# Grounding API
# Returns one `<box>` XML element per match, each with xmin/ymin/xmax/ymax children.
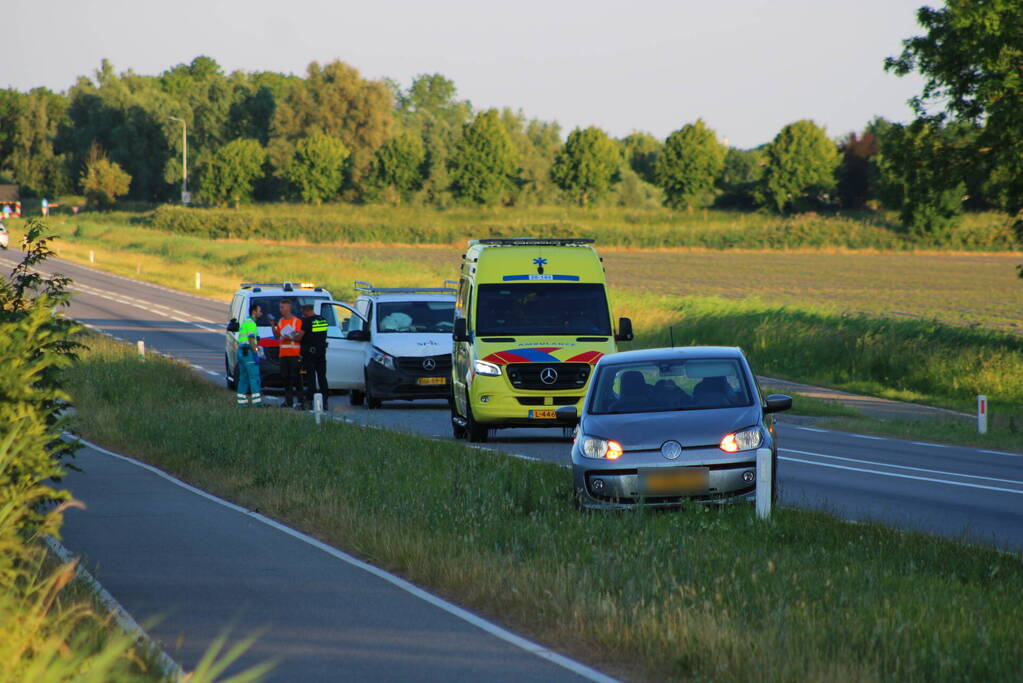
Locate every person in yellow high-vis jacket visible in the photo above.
<box><xmin>236</xmin><ymin>303</ymin><xmax>263</xmax><ymax>406</ymax></box>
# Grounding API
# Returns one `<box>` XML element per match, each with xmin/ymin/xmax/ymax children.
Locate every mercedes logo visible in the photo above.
<box><xmin>660</xmin><ymin>440</ymin><xmax>683</xmax><ymax>460</ymax></box>
<box><xmin>539</xmin><ymin>367</ymin><xmax>559</xmax><ymax>385</ymax></box>
<box><xmin>422</xmin><ymin>358</ymin><xmax>437</xmax><ymax>371</ymax></box>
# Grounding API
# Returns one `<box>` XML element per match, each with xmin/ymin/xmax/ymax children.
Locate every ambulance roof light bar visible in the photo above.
<box><xmin>472</xmin><ymin>238</ymin><xmax>594</xmax><ymax>247</ymax></box>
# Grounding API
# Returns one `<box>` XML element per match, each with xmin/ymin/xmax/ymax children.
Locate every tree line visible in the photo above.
<box><xmin>1</xmin><ymin>1</ymin><xmax>1021</xmax><ymax>239</ymax></box>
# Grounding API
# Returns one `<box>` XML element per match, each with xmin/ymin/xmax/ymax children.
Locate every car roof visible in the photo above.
<box><xmin>597</xmin><ymin>346</ymin><xmax>745</xmax><ymax>366</ymax></box>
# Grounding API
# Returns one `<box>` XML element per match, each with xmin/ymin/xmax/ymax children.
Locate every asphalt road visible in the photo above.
<box><xmin>7</xmin><ymin>254</ymin><xmax>1023</xmax><ymax>677</ymax></box>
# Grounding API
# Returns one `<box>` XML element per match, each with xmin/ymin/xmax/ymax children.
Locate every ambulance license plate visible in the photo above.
<box><xmin>417</xmin><ymin>377</ymin><xmax>447</xmax><ymax>386</ymax></box>
<box><xmin>530</xmin><ymin>409</ymin><xmax>557</xmax><ymax>419</ymax></box>
<box><xmin>641</xmin><ymin>468</ymin><xmax>709</xmax><ymax>495</ymax></box>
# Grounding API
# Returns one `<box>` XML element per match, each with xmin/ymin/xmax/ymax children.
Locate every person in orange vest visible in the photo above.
<box><xmin>272</xmin><ymin>298</ymin><xmax>304</xmax><ymax>408</ymax></box>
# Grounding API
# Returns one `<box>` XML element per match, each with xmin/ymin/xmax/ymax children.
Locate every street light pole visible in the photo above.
<box><xmin>168</xmin><ymin>116</ymin><xmax>189</xmax><ymax>204</ymax></box>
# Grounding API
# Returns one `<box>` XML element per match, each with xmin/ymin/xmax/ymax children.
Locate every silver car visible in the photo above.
<box><xmin>557</xmin><ymin>346</ymin><xmax>791</xmax><ymax>509</ymax></box>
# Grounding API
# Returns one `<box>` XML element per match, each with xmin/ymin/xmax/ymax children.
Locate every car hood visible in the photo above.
<box><xmin>373</xmin><ymin>333</ymin><xmax>452</xmax><ymax>358</ymax></box>
<box><xmin>581</xmin><ymin>405</ymin><xmax>761</xmax><ymax>451</ymax></box>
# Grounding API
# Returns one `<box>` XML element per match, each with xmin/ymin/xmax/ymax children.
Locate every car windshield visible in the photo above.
<box><xmin>250</xmin><ymin>296</ymin><xmax>329</xmax><ymax>326</ymax></box>
<box><xmin>376</xmin><ymin>300</ymin><xmax>455</xmax><ymax>333</ymax></box>
<box><xmin>475</xmin><ymin>283</ymin><xmax>611</xmax><ymax>336</ymax></box>
<box><xmin>589</xmin><ymin>358</ymin><xmax>754</xmax><ymax>415</ymax></box>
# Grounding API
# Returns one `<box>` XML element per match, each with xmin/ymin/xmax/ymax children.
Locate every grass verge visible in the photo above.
<box><xmin>63</xmin><ymin>335</ymin><xmax>1023</xmax><ymax>683</ymax></box>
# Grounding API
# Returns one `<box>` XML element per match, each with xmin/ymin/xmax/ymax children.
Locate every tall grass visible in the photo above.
<box><xmin>63</xmin><ymin>336</ymin><xmax>1023</xmax><ymax>683</ymax></box>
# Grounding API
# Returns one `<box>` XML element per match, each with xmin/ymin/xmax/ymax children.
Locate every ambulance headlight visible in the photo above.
<box><xmin>473</xmin><ymin>359</ymin><xmax>502</xmax><ymax>377</ymax></box>
<box><xmin>370</xmin><ymin>347</ymin><xmax>396</xmax><ymax>371</ymax></box>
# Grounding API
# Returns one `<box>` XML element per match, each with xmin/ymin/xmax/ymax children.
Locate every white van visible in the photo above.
<box><xmin>342</xmin><ymin>281</ymin><xmax>456</xmax><ymax>409</ymax></box>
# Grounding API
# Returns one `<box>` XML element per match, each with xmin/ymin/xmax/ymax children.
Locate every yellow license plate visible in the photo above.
<box><xmin>530</xmin><ymin>409</ymin><xmax>558</xmax><ymax>419</ymax></box>
<box><xmin>642</xmin><ymin>468</ymin><xmax>709</xmax><ymax>495</ymax></box>
<box><xmin>417</xmin><ymin>377</ymin><xmax>447</xmax><ymax>386</ymax></box>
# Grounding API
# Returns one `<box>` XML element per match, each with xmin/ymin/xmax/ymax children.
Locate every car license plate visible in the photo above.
<box><xmin>529</xmin><ymin>409</ymin><xmax>557</xmax><ymax>419</ymax></box>
<box><xmin>641</xmin><ymin>468</ymin><xmax>709</xmax><ymax>495</ymax></box>
<box><xmin>417</xmin><ymin>377</ymin><xmax>447</xmax><ymax>386</ymax></box>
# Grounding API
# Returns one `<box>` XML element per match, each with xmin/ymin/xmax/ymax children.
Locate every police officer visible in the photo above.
<box><xmin>236</xmin><ymin>303</ymin><xmax>263</xmax><ymax>407</ymax></box>
<box><xmin>299</xmin><ymin>302</ymin><xmax>330</xmax><ymax>410</ymax></box>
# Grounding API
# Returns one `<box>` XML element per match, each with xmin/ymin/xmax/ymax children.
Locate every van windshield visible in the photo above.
<box><xmin>475</xmin><ymin>283</ymin><xmax>611</xmax><ymax>336</ymax></box>
<box><xmin>250</xmin><ymin>296</ymin><xmax>329</xmax><ymax>326</ymax></box>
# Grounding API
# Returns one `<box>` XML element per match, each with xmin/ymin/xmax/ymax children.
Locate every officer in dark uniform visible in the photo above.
<box><xmin>299</xmin><ymin>303</ymin><xmax>330</xmax><ymax>410</ymax></box>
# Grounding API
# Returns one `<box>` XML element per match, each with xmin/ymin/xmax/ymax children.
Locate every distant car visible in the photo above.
<box><xmin>557</xmin><ymin>346</ymin><xmax>791</xmax><ymax>510</ymax></box>
<box><xmin>0</xmin><ymin>223</ymin><xmax>8</xmax><ymax>249</ymax></box>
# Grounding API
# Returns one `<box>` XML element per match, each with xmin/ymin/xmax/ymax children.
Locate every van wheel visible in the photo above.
<box><xmin>225</xmin><ymin>355</ymin><xmax>238</xmax><ymax>391</ymax></box>
<box><xmin>365</xmin><ymin>373</ymin><xmax>382</xmax><ymax>409</ymax></box>
<box><xmin>451</xmin><ymin>401</ymin><xmax>467</xmax><ymax>439</ymax></box>
<box><xmin>350</xmin><ymin>389</ymin><xmax>365</xmax><ymax>406</ymax></box>
<box><xmin>465</xmin><ymin>401</ymin><xmax>488</xmax><ymax>443</ymax></box>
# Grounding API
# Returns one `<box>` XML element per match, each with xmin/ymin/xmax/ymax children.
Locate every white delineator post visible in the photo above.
<box><xmin>195</xmin><ymin>272</ymin><xmax>201</xmax><ymax>290</ymax></box>
<box><xmin>313</xmin><ymin>393</ymin><xmax>324</xmax><ymax>425</ymax></box>
<box><xmin>89</xmin><ymin>250</ymin><xmax>95</xmax><ymax>264</ymax></box>
<box><xmin>756</xmin><ymin>447</ymin><xmax>773</xmax><ymax>519</ymax></box>
<box><xmin>137</xmin><ymin>340</ymin><xmax>145</xmax><ymax>359</ymax></box>
<box><xmin>978</xmin><ymin>394</ymin><xmax>988</xmax><ymax>434</ymax></box>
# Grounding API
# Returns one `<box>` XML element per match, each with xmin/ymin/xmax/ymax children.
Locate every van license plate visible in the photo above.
<box><xmin>641</xmin><ymin>468</ymin><xmax>709</xmax><ymax>495</ymax></box>
<box><xmin>417</xmin><ymin>377</ymin><xmax>447</xmax><ymax>386</ymax></box>
<box><xmin>530</xmin><ymin>409</ymin><xmax>557</xmax><ymax>419</ymax></box>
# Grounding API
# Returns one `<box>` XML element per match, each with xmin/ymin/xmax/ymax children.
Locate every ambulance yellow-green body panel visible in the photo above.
<box><xmin>451</xmin><ymin>238</ymin><xmax>632</xmax><ymax>436</ymax></box>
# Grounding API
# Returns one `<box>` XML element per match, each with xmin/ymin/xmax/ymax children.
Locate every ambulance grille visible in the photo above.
<box><xmin>506</xmin><ymin>363</ymin><xmax>590</xmax><ymax>391</ymax></box>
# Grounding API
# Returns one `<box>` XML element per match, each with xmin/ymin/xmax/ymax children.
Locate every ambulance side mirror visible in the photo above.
<box><xmin>615</xmin><ymin>317</ymin><xmax>633</xmax><ymax>342</ymax></box>
<box><xmin>226</xmin><ymin>319</ymin><xmax>239</xmax><ymax>333</ymax></box>
<box><xmin>453</xmin><ymin>317</ymin><xmax>470</xmax><ymax>343</ymax></box>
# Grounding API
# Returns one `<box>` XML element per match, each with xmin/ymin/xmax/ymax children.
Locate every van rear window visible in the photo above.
<box><xmin>475</xmin><ymin>283</ymin><xmax>611</xmax><ymax>336</ymax></box>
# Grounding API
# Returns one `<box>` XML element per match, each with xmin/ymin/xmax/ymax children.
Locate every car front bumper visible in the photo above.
<box><xmin>367</xmin><ymin>361</ymin><xmax>451</xmax><ymax>400</ymax></box>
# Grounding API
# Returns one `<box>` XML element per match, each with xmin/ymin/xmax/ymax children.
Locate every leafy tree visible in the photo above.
<box><xmin>285</xmin><ymin>133</ymin><xmax>349</xmax><ymax>204</ymax></box>
<box><xmin>449</xmin><ymin>110</ymin><xmax>518</xmax><ymax>205</ymax></box>
<box><xmin>365</xmin><ymin>132</ymin><xmax>425</xmax><ymax>203</ymax></box>
<box><xmin>886</xmin><ymin>1</ymin><xmax>1023</xmax><ymax>218</ymax></box>
<box><xmin>198</xmin><ymin>138</ymin><xmax>266</xmax><ymax>207</ymax></box>
<box><xmin>756</xmin><ymin>120</ymin><xmax>839</xmax><ymax>213</ymax></box>
<box><xmin>500</xmin><ymin>109</ymin><xmax>562</xmax><ymax>206</ymax></box>
<box><xmin>81</xmin><ymin>143</ymin><xmax>132</xmax><ymax>209</ymax></box>
<box><xmin>3</xmin><ymin>89</ymin><xmax>69</xmax><ymax>197</ymax></box>
<box><xmin>874</xmin><ymin>118</ymin><xmax>966</xmax><ymax>237</ymax></box>
<box><xmin>836</xmin><ymin>130</ymin><xmax>881</xmax><ymax>209</ymax></box>
<box><xmin>655</xmin><ymin>119</ymin><xmax>727</xmax><ymax>210</ymax></box>
<box><xmin>550</xmin><ymin>126</ymin><xmax>619</xmax><ymax>205</ymax></box>
<box><xmin>716</xmin><ymin>147</ymin><xmax>764</xmax><ymax>209</ymax></box>
<box><xmin>619</xmin><ymin>132</ymin><xmax>661</xmax><ymax>184</ymax></box>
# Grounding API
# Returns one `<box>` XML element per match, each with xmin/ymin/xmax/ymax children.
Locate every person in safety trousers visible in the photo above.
<box><xmin>236</xmin><ymin>302</ymin><xmax>264</xmax><ymax>406</ymax></box>
<box><xmin>299</xmin><ymin>302</ymin><xmax>329</xmax><ymax>411</ymax></box>
<box><xmin>272</xmin><ymin>298</ymin><xmax>304</xmax><ymax>408</ymax></box>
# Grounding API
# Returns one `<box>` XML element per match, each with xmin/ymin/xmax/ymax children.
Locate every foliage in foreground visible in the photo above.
<box><xmin>64</xmin><ymin>337</ymin><xmax>1023</xmax><ymax>683</ymax></box>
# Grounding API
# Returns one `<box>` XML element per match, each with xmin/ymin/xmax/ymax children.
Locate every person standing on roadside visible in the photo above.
<box><xmin>273</xmin><ymin>298</ymin><xmax>304</xmax><ymax>408</ymax></box>
<box><xmin>299</xmin><ymin>302</ymin><xmax>329</xmax><ymax>411</ymax></box>
<box><xmin>236</xmin><ymin>303</ymin><xmax>263</xmax><ymax>407</ymax></box>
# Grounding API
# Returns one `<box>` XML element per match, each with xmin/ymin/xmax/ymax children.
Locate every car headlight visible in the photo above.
<box><xmin>579</xmin><ymin>435</ymin><xmax>623</xmax><ymax>460</ymax></box>
<box><xmin>473</xmin><ymin>359</ymin><xmax>502</xmax><ymax>377</ymax></box>
<box><xmin>720</xmin><ymin>427</ymin><xmax>763</xmax><ymax>452</ymax></box>
<box><xmin>370</xmin><ymin>347</ymin><xmax>396</xmax><ymax>371</ymax></box>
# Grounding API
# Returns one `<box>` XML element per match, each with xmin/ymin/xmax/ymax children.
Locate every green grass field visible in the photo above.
<box><xmin>62</xmin><ymin>336</ymin><xmax>1023</xmax><ymax>683</ymax></box>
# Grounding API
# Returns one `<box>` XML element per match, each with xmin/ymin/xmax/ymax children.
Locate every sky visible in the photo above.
<box><xmin>4</xmin><ymin>0</ymin><xmax>933</xmax><ymax>149</ymax></box>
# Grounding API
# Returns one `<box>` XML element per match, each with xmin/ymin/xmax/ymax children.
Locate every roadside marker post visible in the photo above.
<box><xmin>313</xmin><ymin>393</ymin><xmax>324</xmax><ymax>425</ymax></box>
<box><xmin>195</xmin><ymin>272</ymin><xmax>201</xmax><ymax>290</ymax></box>
<box><xmin>978</xmin><ymin>394</ymin><xmax>988</xmax><ymax>434</ymax></box>
<box><xmin>89</xmin><ymin>250</ymin><xmax>95</xmax><ymax>264</ymax></box>
<box><xmin>756</xmin><ymin>448</ymin><xmax>772</xmax><ymax>519</ymax></box>
<box><xmin>137</xmin><ymin>340</ymin><xmax>145</xmax><ymax>360</ymax></box>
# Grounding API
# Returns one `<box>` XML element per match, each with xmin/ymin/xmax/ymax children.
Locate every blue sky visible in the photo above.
<box><xmin>5</xmin><ymin>0</ymin><xmax>932</xmax><ymax>148</ymax></box>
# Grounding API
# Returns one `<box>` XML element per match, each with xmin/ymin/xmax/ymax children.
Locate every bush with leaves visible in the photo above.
<box><xmin>449</xmin><ymin>109</ymin><xmax>518</xmax><ymax>206</ymax></box>
<box><xmin>198</xmin><ymin>138</ymin><xmax>266</xmax><ymax>207</ymax></box>
<box><xmin>284</xmin><ymin>133</ymin><xmax>349</xmax><ymax>204</ymax></box>
<box><xmin>756</xmin><ymin>120</ymin><xmax>839</xmax><ymax>213</ymax></box>
<box><xmin>550</xmin><ymin>126</ymin><xmax>620</xmax><ymax>206</ymax></box>
<box><xmin>656</xmin><ymin>120</ymin><xmax>727</xmax><ymax>211</ymax></box>
<box><xmin>364</xmin><ymin>132</ymin><xmax>425</xmax><ymax>203</ymax></box>
<box><xmin>80</xmin><ymin>144</ymin><xmax>131</xmax><ymax>210</ymax></box>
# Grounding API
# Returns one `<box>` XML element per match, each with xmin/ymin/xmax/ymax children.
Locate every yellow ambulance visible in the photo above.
<box><xmin>451</xmin><ymin>238</ymin><xmax>633</xmax><ymax>442</ymax></box>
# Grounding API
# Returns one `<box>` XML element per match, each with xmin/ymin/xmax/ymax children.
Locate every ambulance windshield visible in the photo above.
<box><xmin>475</xmin><ymin>283</ymin><xmax>611</xmax><ymax>336</ymax></box>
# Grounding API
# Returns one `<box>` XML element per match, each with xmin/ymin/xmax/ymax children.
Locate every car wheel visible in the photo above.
<box><xmin>464</xmin><ymin>398</ymin><xmax>488</xmax><ymax>443</ymax></box>
<box><xmin>349</xmin><ymin>389</ymin><xmax>365</xmax><ymax>406</ymax></box>
<box><xmin>224</xmin><ymin>354</ymin><xmax>238</xmax><ymax>391</ymax></box>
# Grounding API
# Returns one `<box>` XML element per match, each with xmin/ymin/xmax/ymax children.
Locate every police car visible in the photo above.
<box><xmin>224</xmin><ymin>282</ymin><xmax>366</xmax><ymax>392</ymax></box>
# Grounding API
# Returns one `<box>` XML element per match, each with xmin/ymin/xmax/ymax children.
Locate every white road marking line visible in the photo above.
<box><xmin>781</xmin><ymin>457</ymin><xmax>1023</xmax><ymax>495</ymax></box>
<box><xmin>911</xmin><ymin>441</ymin><xmax>950</xmax><ymax>448</ymax></box>
<box><xmin>781</xmin><ymin>448</ymin><xmax>1023</xmax><ymax>486</ymax></box>
<box><xmin>981</xmin><ymin>449</ymin><xmax>1021</xmax><ymax>457</ymax></box>
<box><xmin>205</xmin><ymin>370</ymin><xmax>220</xmax><ymax>377</ymax></box>
<box><xmin>792</xmin><ymin>426</ymin><xmax>828</xmax><ymax>433</ymax></box>
<box><xmin>848</xmin><ymin>433</ymin><xmax>886</xmax><ymax>441</ymax></box>
<box><xmin>68</xmin><ymin>435</ymin><xmax>619</xmax><ymax>683</ymax></box>
<box><xmin>508</xmin><ymin>453</ymin><xmax>541</xmax><ymax>462</ymax></box>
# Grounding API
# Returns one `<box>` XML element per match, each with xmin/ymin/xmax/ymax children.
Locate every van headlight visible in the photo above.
<box><xmin>580</xmin><ymin>436</ymin><xmax>623</xmax><ymax>460</ymax></box>
<box><xmin>371</xmin><ymin>347</ymin><xmax>396</xmax><ymax>371</ymax></box>
<box><xmin>473</xmin><ymin>359</ymin><xmax>502</xmax><ymax>377</ymax></box>
<box><xmin>719</xmin><ymin>427</ymin><xmax>763</xmax><ymax>452</ymax></box>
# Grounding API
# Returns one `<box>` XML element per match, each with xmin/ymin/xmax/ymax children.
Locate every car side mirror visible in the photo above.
<box><xmin>346</xmin><ymin>329</ymin><xmax>369</xmax><ymax>342</ymax></box>
<box><xmin>453</xmin><ymin>317</ymin><xmax>470</xmax><ymax>343</ymax></box>
<box><xmin>555</xmin><ymin>405</ymin><xmax>579</xmax><ymax>425</ymax></box>
<box><xmin>764</xmin><ymin>394</ymin><xmax>793</xmax><ymax>414</ymax></box>
<box><xmin>615</xmin><ymin>317</ymin><xmax>633</xmax><ymax>342</ymax></box>
<box><xmin>226</xmin><ymin>319</ymin><xmax>239</xmax><ymax>333</ymax></box>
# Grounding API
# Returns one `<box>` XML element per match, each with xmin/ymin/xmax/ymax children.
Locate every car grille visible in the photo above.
<box><xmin>506</xmin><ymin>363</ymin><xmax>590</xmax><ymax>391</ymax></box>
<box><xmin>396</xmin><ymin>354</ymin><xmax>452</xmax><ymax>376</ymax></box>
